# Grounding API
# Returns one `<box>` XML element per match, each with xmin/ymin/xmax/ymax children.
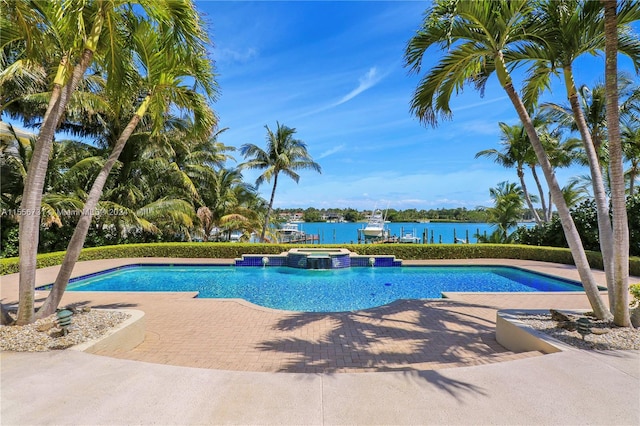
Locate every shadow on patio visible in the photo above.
<box><xmin>257</xmin><ymin>299</ymin><xmax>532</xmax><ymax>374</ymax></box>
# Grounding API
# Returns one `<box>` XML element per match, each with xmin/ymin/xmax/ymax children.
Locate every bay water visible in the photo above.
<box><xmin>288</xmin><ymin>222</ymin><xmax>516</xmax><ymax>244</ymax></box>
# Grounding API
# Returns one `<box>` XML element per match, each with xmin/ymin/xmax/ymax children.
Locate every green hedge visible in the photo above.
<box><xmin>2</xmin><ymin>242</ymin><xmax>639</xmax><ymax>276</ymax></box>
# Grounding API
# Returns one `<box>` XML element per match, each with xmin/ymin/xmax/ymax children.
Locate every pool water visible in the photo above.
<box><xmin>57</xmin><ymin>265</ymin><xmax>584</xmax><ymax>312</ymax></box>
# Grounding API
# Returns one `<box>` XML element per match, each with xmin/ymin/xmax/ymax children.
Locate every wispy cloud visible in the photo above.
<box><xmin>460</xmin><ymin>120</ymin><xmax>501</xmax><ymax>136</ymax></box>
<box><xmin>216</xmin><ymin>47</ymin><xmax>258</xmax><ymax>64</ymax></box>
<box><xmin>455</xmin><ymin>96</ymin><xmax>509</xmax><ymax>111</ymax></box>
<box><xmin>334</xmin><ymin>67</ymin><xmax>384</xmax><ymax>106</ymax></box>
<box><xmin>293</xmin><ymin>66</ymin><xmax>387</xmax><ymax>119</ymax></box>
<box><xmin>317</xmin><ymin>144</ymin><xmax>345</xmax><ymax>159</ymax></box>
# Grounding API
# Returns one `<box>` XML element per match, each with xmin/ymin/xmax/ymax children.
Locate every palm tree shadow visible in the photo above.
<box><xmin>258</xmin><ymin>299</ymin><xmax>514</xmax><ymax>397</ymax></box>
<box><xmin>259</xmin><ymin>300</ymin><xmax>507</xmax><ymax>373</ymax></box>
<box><xmin>1</xmin><ymin>298</ymin><xmax>139</xmax><ymax>321</ymax></box>
<box><xmin>415</xmin><ymin>370</ymin><xmax>488</xmax><ymax>400</ymax></box>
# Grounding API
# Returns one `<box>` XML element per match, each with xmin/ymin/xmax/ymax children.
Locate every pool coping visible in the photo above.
<box><xmin>36</xmin><ymin>261</ymin><xmax>595</xmax><ymax>309</ymax></box>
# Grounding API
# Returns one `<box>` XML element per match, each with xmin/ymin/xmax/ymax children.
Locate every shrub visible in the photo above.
<box><xmin>515</xmin><ymin>196</ymin><xmax>640</xmax><ymax>256</ymax></box>
<box><xmin>2</xmin><ymin>242</ymin><xmax>639</xmax><ymax>276</ymax></box>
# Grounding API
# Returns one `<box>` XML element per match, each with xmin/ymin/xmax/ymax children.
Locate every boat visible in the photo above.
<box><xmin>361</xmin><ymin>209</ymin><xmax>389</xmax><ymax>238</ymax></box>
<box><xmin>399</xmin><ymin>230</ymin><xmax>421</xmax><ymax>244</ymax></box>
<box><xmin>276</xmin><ymin>222</ymin><xmax>307</xmax><ymax>243</ymax></box>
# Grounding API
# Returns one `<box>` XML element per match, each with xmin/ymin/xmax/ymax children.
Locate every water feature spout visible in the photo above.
<box><xmin>262</xmin><ymin>256</ymin><xmax>269</xmax><ymax>267</ymax></box>
<box><xmin>369</xmin><ymin>257</ymin><xmax>376</xmax><ymax>267</ymax></box>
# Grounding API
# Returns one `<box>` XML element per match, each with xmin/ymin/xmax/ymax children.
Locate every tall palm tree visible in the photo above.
<box><xmin>36</xmin><ymin>11</ymin><xmax>217</xmax><ymax>319</ymax></box>
<box><xmin>527</xmin><ymin>0</ymin><xmax>639</xmax><ymax>324</ymax></box>
<box><xmin>6</xmin><ymin>0</ymin><xmax>108</xmax><ymax>324</ymax></box>
<box><xmin>404</xmin><ymin>0</ymin><xmax>612</xmax><ymax>320</ymax></box>
<box><xmin>602</xmin><ymin>0</ymin><xmax>631</xmax><ymax>326</ymax></box>
<box><xmin>239</xmin><ymin>122</ymin><xmax>321</xmax><ymax>242</ymax></box>
<box><xmin>197</xmin><ymin>168</ymin><xmax>248</xmax><ymax>241</ymax></box>
<box><xmin>476</xmin><ymin>122</ymin><xmax>542</xmax><ymax>224</ymax></box>
<box><xmin>5</xmin><ymin>0</ymin><xmax>212</xmax><ymax>324</ymax></box>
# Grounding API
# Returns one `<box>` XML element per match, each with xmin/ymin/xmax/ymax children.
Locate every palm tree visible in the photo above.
<box><xmin>476</xmin><ymin>122</ymin><xmax>542</xmax><ymax>224</ymax></box>
<box><xmin>0</xmin><ymin>43</ymin><xmax>48</xmax><ymax>120</ymax></box>
<box><xmin>541</xmin><ymin>83</ymin><xmax>610</xmax><ymax>166</ymax></box>
<box><xmin>562</xmin><ymin>180</ymin><xmax>590</xmax><ymax>209</ymax></box>
<box><xmin>528</xmin><ymin>0</ymin><xmax>639</xmax><ymax>325</ymax></box>
<box><xmin>197</xmin><ymin>168</ymin><xmax>249</xmax><ymax>241</ymax></box>
<box><xmin>404</xmin><ymin>0</ymin><xmax>611</xmax><ymax>320</ymax></box>
<box><xmin>36</xmin><ymin>11</ymin><xmax>217</xmax><ymax>319</ymax></box>
<box><xmin>239</xmin><ymin>122</ymin><xmax>321</xmax><ymax>242</ymax></box>
<box><xmin>602</xmin><ymin>0</ymin><xmax>631</xmax><ymax>326</ymax></box>
<box><xmin>621</xmin><ymin>81</ymin><xmax>640</xmax><ymax>197</ymax></box>
<box><xmin>621</xmin><ymin>118</ymin><xmax>640</xmax><ymax>196</ymax></box>
<box><xmin>5</xmin><ymin>0</ymin><xmax>108</xmax><ymax>324</ymax></box>
<box><xmin>536</xmin><ymin>127</ymin><xmax>583</xmax><ymax>221</ymax></box>
<box><xmin>5</xmin><ymin>0</ymin><xmax>213</xmax><ymax>324</ymax></box>
<box><xmin>485</xmin><ymin>181</ymin><xmax>525</xmax><ymax>243</ymax></box>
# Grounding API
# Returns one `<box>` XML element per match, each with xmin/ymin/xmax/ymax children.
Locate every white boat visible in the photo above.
<box><xmin>362</xmin><ymin>209</ymin><xmax>388</xmax><ymax>238</ymax></box>
<box><xmin>399</xmin><ymin>230</ymin><xmax>421</xmax><ymax>244</ymax></box>
<box><xmin>277</xmin><ymin>222</ymin><xmax>307</xmax><ymax>242</ymax></box>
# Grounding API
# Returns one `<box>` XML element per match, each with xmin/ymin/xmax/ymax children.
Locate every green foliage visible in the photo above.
<box><xmin>0</xmin><ymin>222</ymin><xmax>19</xmax><ymax>257</ymax></box>
<box><xmin>630</xmin><ymin>283</ymin><xmax>640</xmax><ymax>308</ymax></box>
<box><xmin>302</xmin><ymin>208</ymin><xmax>323</xmax><ymax>222</ymax></box>
<box><xmin>342</xmin><ymin>209</ymin><xmax>362</xmax><ymax>222</ymax></box>
<box><xmin>3</xmin><ymin>242</ymin><xmax>638</xmax><ymax>276</ymax></box>
<box><xmin>515</xmin><ymin>196</ymin><xmax>640</xmax><ymax>256</ymax></box>
<box><xmin>629</xmin><ymin>194</ymin><xmax>640</xmax><ymax>256</ymax></box>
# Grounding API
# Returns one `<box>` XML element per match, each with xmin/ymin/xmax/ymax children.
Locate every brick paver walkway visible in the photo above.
<box><xmin>2</xmin><ymin>257</ymin><xmax>625</xmax><ymax>373</ymax></box>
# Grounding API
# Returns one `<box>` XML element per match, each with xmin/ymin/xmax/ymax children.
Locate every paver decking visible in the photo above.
<box><xmin>2</xmin><ymin>257</ymin><xmax>629</xmax><ymax>373</ymax></box>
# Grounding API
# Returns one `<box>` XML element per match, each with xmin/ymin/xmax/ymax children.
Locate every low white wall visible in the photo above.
<box><xmin>71</xmin><ymin>309</ymin><xmax>145</xmax><ymax>354</ymax></box>
<box><xmin>496</xmin><ymin>309</ymin><xmax>575</xmax><ymax>354</ymax></box>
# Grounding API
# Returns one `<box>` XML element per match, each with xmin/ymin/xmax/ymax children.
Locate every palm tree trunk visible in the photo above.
<box><xmin>15</xmin><ymin>11</ymin><xmax>105</xmax><ymax>324</ymax></box>
<box><xmin>564</xmin><ymin>66</ymin><xmax>616</xmax><ymax>310</ymax></box>
<box><xmin>603</xmin><ymin>0</ymin><xmax>630</xmax><ymax>327</ymax></box>
<box><xmin>16</xmin><ymin>55</ymin><xmax>90</xmax><ymax>324</ymax></box>
<box><xmin>36</xmin><ymin>99</ymin><xmax>146</xmax><ymax>318</ymax></box>
<box><xmin>518</xmin><ymin>166</ymin><xmax>542</xmax><ymax>225</ymax></box>
<box><xmin>260</xmin><ymin>173</ymin><xmax>279</xmax><ymax>243</ymax></box>
<box><xmin>495</xmin><ymin>54</ymin><xmax>611</xmax><ymax>320</ymax></box>
<box><xmin>16</xmin><ymin>82</ymin><xmax>63</xmax><ymax>325</ymax></box>
<box><xmin>530</xmin><ymin>166</ymin><xmax>549</xmax><ymax>222</ymax></box>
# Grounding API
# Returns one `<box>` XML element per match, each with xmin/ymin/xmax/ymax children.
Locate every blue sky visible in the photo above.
<box><xmin>199</xmin><ymin>1</ymin><xmax>639</xmax><ymax>211</ymax></box>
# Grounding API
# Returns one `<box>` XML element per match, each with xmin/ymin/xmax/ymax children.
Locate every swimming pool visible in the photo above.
<box><xmin>51</xmin><ymin>264</ymin><xmax>585</xmax><ymax>312</ymax></box>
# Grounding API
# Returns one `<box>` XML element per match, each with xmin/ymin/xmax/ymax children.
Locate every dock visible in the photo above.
<box><xmin>279</xmin><ymin>234</ymin><xmax>320</xmax><ymax>244</ymax></box>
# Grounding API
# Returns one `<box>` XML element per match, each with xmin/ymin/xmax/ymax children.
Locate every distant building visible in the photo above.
<box><xmin>322</xmin><ymin>211</ymin><xmax>343</xmax><ymax>222</ymax></box>
<box><xmin>279</xmin><ymin>211</ymin><xmax>305</xmax><ymax>222</ymax></box>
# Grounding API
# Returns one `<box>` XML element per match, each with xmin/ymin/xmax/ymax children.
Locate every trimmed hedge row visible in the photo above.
<box><xmin>2</xmin><ymin>242</ymin><xmax>639</xmax><ymax>276</ymax></box>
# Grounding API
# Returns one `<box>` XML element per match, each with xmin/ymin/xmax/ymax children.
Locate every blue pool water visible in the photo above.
<box><xmin>56</xmin><ymin>265</ymin><xmax>584</xmax><ymax>312</ymax></box>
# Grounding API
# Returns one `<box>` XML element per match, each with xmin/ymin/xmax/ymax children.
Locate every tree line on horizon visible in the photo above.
<box><xmin>273</xmin><ymin>207</ymin><xmax>493</xmax><ymax>223</ymax></box>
